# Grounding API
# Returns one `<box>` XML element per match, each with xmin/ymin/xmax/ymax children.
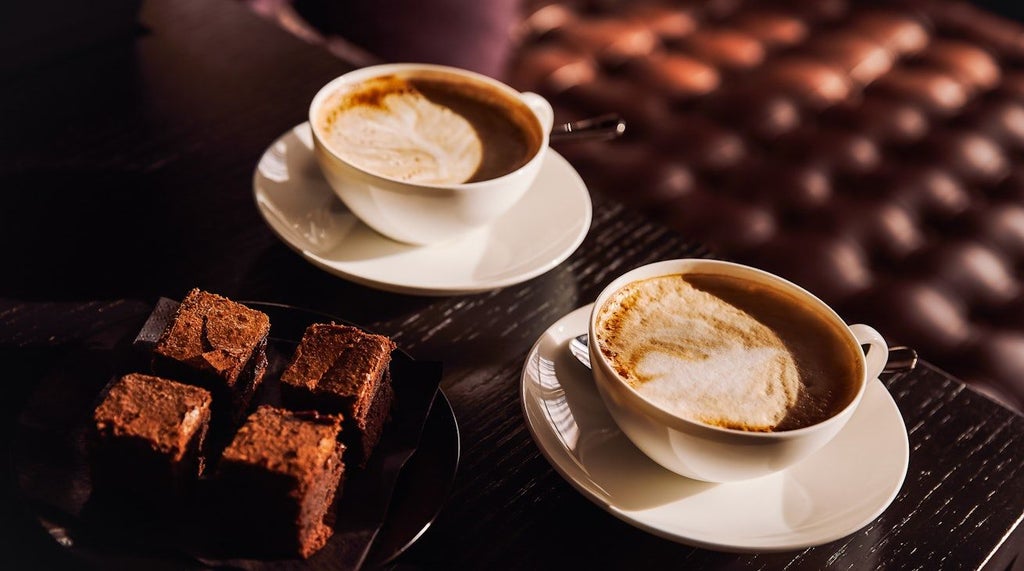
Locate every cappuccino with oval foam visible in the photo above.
<box><xmin>595</xmin><ymin>273</ymin><xmax>862</xmax><ymax>432</ymax></box>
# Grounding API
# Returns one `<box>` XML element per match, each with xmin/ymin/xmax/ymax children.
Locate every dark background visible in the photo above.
<box><xmin>2</xmin><ymin>1</ymin><xmax>1023</xmax><ymax>569</ymax></box>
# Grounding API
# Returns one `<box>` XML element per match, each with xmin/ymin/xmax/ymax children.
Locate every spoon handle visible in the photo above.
<box><xmin>884</xmin><ymin>346</ymin><xmax>919</xmax><ymax>373</ymax></box>
<box><xmin>570</xmin><ymin>334</ymin><xmax>919</xmax><ymax>374</ymax></box>
<box><xmin>550</xmin><ymin>114</ymin><xmax>626</xmax><ymax>142</ymax></box>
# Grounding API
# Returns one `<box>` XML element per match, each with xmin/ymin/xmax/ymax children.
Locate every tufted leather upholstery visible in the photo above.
<box><xmin>509</xmin><ymin>0</ymin><xmax>1024</xmax><ymax>411</ymax></box>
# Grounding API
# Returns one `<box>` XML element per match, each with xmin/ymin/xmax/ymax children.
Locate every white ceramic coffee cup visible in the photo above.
<box><xmin>308</xmin><ymin>63</ymin><xmax>554</xmax><ymax>246</ymax></box>
<box><xmin>588</xmin><ymin>259</ymin><xmax>889</xmax><ymax>483</ymax></box>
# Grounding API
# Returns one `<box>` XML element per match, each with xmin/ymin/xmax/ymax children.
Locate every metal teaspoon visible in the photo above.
<box><xmin>550</xmin><ymin>114</ymin><xmax>626</xmax><ymax>142</ymax></box>
<box><xmin>568</xmin><ymin>333</ymin><xmax>919</xmax><ymax>374</ymax></box>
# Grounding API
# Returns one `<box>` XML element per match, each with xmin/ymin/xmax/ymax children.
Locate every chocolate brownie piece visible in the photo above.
<box><xmin>90</xmin><ymin>373</ymin><xmax>212</xmax><ymax>498</ymax></box>
<box><xmin>152</xmin><ymin>289</ymin><xmax>270</xmax><ymax>427</ymax></box>
<box><xmin>280</xmin><ymin>323</ymin><xmax>396</xmax><ymax>467</ymax></box>
<box><xmin>216</xmin><ymin>406</ymin><xmax>345</xmax><ymax>559</ymax></box>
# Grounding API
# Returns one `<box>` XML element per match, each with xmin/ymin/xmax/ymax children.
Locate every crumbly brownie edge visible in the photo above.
<box><xmin>347</xmin><ymin>369</ymin><xmax>394</xmax><ymax>468</ymax></box>
<box><xmin>227</xmin><ymin>334</ymin><xmax>269</xmax><ymax>425</ymax></box>
<box><xmin>297</xmin><ymin>440</ymin><xmax>346</xmax><ymax>558</ymax></box>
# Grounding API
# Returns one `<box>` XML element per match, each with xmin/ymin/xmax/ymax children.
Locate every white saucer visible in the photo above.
<box><xmin>520</xmin><ymin>304</ymin><xmax>910</xmax><ymax>553</ymax></box>
<box><xmin>253</xmin><ymin>123</ymin><xmax>593</xmax><ymax>296</ymax></box>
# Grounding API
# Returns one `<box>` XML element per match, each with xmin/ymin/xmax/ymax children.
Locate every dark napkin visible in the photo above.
<box><xmin>12</xmin><ymin>299</ymin><xmax>443</xmax><ymax>570</ymax></box>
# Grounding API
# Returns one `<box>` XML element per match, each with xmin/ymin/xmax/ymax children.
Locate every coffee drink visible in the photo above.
<box><xmin>595</xmin><ymin>273</ymin><xmax>862</xmax><ymax>432</ymax></box>
<box><xmin>315</xmin><ymin>71</ymin><xmax>543</xmax><ymax>185</ymax></box>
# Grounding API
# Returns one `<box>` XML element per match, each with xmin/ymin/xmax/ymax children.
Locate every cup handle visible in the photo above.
<box><xmin>520</xmin><ymin>92</ymin><xmax>554</xmax><ymax>134</ymax></box>
<box><xmin>849</xmin><ymin>324</ymin><xmax>889</xmax><ymax>382</ymax></box>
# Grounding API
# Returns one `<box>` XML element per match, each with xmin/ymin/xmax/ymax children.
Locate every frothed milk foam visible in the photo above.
<box><xmin>316</xmin><ymin>73</ymin><xmax>540</xmax><ymax>185</ymax></box>
<box><xmin>595</xmin><ymin>273</ymin><xmax>861</xmax><ymax>432</ymax></box>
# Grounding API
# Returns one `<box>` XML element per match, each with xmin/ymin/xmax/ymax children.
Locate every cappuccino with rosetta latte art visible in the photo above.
<box><xmin>594</xmin><ymin>273</ymin><xmax>863</xmax><ymax>432</ymax></box>
<box><xmin>315</xmin><ymin>71</ymin><xmax>543</xmax><ymax>185</ymax></box>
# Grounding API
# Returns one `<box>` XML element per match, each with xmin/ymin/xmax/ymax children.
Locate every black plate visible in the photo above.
<box><xmin>13</xmin><ymin>302</ymin><xmax>460</xmax><ymax>569</ymax></box>
<box><xmin>365</xmin><ymin>385</ymin><xmax>459</xmax><ymax>567</ymax></box>
<box><xmin>251</xmin><ymin>303</ymin><xmax>461</xmax><ymax>568</ymax></box>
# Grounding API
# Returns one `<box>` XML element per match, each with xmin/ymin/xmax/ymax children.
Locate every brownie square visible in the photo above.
<box><xmin>216</xmin><ymin>406</ymin><xmax>346</xmax><ymax>558</ymax></box>
<box><xmin>90</xmin><ymin>373</ymin><xmax>212</xmax><ymax>498</ymax></box>
<box><xmin>280</xmin><ymin>323</ymin><xmax>396</xmax><ymax>466</ymax></box>
<box><xmin>152</xmin><ymin>289</ymin><xmax>270</xmax><ymax>427</ymax></box>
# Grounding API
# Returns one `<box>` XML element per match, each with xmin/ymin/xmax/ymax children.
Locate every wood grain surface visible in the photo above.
<box><xmin>1</xmin><ymin>1</ymin><xmax>1021</xmax><ymax>569</ymax></box>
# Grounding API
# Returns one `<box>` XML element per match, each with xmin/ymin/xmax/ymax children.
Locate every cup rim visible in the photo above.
<box><xmin>308</xmin><ymin>62</ymin><xmax>550</xmax><ymax>190</ymax></box>
<box><xmin>588</xmin><ymin>258</ymin><xmax>870</xmax><ymax>439</ymax></box>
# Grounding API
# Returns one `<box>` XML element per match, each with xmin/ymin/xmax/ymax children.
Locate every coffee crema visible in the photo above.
<box><xmin>595</xmin><ymin>273</ymin><xmax>862</xmax><ymax>432</ymax></box>
<box><xmin>316</xmin><ymin>72</ymin><xmax>542</xmax><ymax>185</ymax></box>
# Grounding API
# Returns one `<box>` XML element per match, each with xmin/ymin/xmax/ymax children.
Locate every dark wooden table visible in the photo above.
<box><xmin>2</xmin><ymin>1</ymin><xmax>1022</xmax><ymax>569</ymax></box>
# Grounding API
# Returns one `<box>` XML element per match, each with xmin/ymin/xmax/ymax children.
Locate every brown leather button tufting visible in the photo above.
<box><xmin>682</xmin><ymin>28</ymin><xmax>766</xmax><ymax>70</ymax></box>
<box><xmin>627</xmin><ymin>52</ymin><xmax>720</xmax><ymax>99</ymax></box>
<box><xmin>558</xmin><ymin>140</ymin><xmax>647</xmax><ymax>183</ymax></box>
<box><xmin>520</xmin><ymin>2</ymin><xmax>577</xmax><ymax>37</ymax></box>
<box><xmin>968</xmin><ymin>204</ymin><xmax>1024</xmax><ymax>259</ymax></box>
<box><xmin>969</xmin><ymin>99</ymin><xmax>1024</xmax><ymax>150</ymax></box>
<box><xmin>1000</xmin><ymin>72</ymin><xmax>1024</xmax><ymax>101</ymax></box>
<box><xmin>888</xmin><ymin>166</ymin><xmax>971</xmax><ymax>220</ymax></box>
<box><xmin>625</xmin><ymin>4</ymin><xmax>698</xmax><ymax>41</ymax></box>
<box><xmin>975</xmin><ymin>296</ymin><xmax>1024</xmax><ymax>332</ymax></box>
<box><xmin>632</xmin><ymin>160</ymin><xmax>698</xmax><ymax>207</ymax></box>
<box><xmin>827</xmin><ymin>94</ymin><xmax>929</xmax><ymax>143</ymax></box>
<box><xmin>706</xmin><ymin>86</ymin><xmax>802</xmax><ymax>140</ymax></box>
<box><xmin>825</xmin><ymin>197</ymin><xmax>925</xmax><ymax>262</ymax></box>
<box><xmin>754</xmin><ymin>57</ymin><xmax>852</xmax><ymax>109</ymax></box>
<box><xmin>560</xmin><ymin>18</ymin><xmax>660</xmax><ymax>64</ymax></box>
<box><xmin>785</xmin><ymin>0</ymin><xmax>849</xmax><ymax>23</ymax></box>
<box><xmin>919</xmin><ymin>240</ymin><xmax>1019</xmax><ymax>307</ymax></box>
<box><xmin>653</xmin><ymin>115</ymin><xmax>747</xmax><ymax>171</ymax></box>
<box><xmin>808</xmin><ymin>31</ymin><xmax>894</xmax><ymax>86</ymax></box>
<box><xmin>928</xmin><ymin>1</ymin><xmax>1024</xmax><ymax>61</ymax></box>
<box><xmin>849</xmin><ymin>9</ymin><xmax>930</xmax><ymax>57</ymax></box>
<box><xmin>928</xmin><ymin>130</ymin><xmax>1010</xmax><ymax>186</ymax></box>
<box><xmin>730</xmin><ymin>161</ymin><xmax>832</xmax><ymax>213</ymax></box>
<box><xmin>732</xmin><ymin>10</ymin><xmax>808</xmax><ymax>48</ymax></box>
<box><xmin>994</xmin><ymin>175</ymin><xmax>1024</xmax><ymax>207</ymax></box>
<box><xmin>847</xmin><ymin>279</ymin><xmax>970</xmax><ymax>354</ymax></box>
<box><xmin>752</xmin><ymin>231</ymin><xmax>872</xmax><ymax>303</ymax></box>
<box><xmin>702</xmin><ymin>0</ymin><xmax>744</xmax><ymax>20</ymax></box>
<box><xmin>922</xmin><ymin>39</ymin><xmax>1001</xmax><ymax>92</ymax></box>
<box><xmin>785</xmin><ymin>127</ymin><xmax>881</xmax><ymax>175</ymax></box>
<box><xmin>583</xmin><ymin>149</ymin><xmax>699</xmax><ymax>209</ymax></box>
<box><xmin>664</xmin><ymin>192</ymin><xmax>776</xmax><ymax>255</ymax></box>
<box><xmin>874</xmin><ymin>67</ymin><xmax>969</xmax><ymax>115</ymax></box>
<box><xmin>510</xmin><ymin>45</ymin><xmax>596</xmax><ymax>94</ymax></box>
<box><xmin>971</xmin><ymin>331</ymin><xmax>1024</xmax><ymax>409</ymax></box>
